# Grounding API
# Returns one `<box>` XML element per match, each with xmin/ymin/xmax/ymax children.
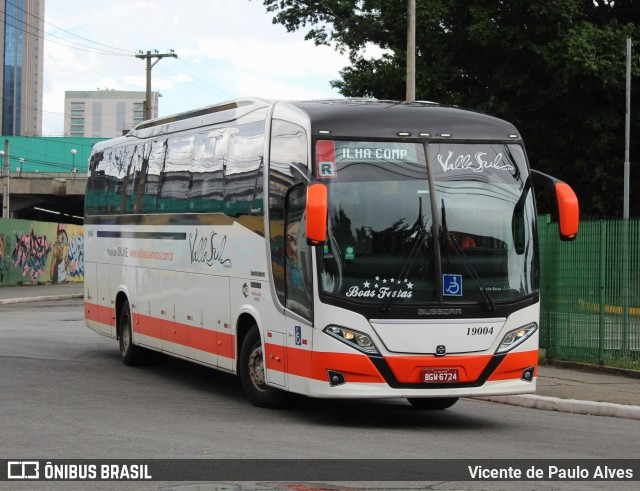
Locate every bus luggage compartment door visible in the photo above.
<box><xmin>265</xmin><ymin>331</ymin><xmax>287</xmax><ymax>388</ymax></box>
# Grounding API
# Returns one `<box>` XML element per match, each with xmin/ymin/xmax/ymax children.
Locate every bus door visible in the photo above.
<box><xmin>281</xmin><ymin>185</ymin><xmax>314</xmax><ymax>388</ymax></box>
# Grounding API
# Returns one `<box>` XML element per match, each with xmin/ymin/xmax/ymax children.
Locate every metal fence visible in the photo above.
<box><xmin>539</xmin><ymin>217</ymin><xmax>640</xmax><ymax>369</ymax></box>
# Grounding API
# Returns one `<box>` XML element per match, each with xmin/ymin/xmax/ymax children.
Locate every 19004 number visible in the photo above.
<box><xmin>467</xmin><ymin>327</ymin><xmax>494</xmax><ymax>335</ymax></box>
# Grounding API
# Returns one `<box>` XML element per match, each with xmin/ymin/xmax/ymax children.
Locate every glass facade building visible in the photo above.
<box><xmin>0</xmin><ymin>0</ymin><xmax>44</xmax><ymax>136</ymax></box>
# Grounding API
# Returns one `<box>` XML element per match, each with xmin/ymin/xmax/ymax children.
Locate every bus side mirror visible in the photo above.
<box><xmin>531</xmin><ymin>170</ymin><xmax>579</xmax><ymax>241</ymax></box>
<box><xmin>306</xmin><ymin>183</ymin><xmax>328</xmax><ymax>245</ymax></box>
<box><xmin>555</xmin><ymin>181</ymin><xmax>579</xmax><ymax>241</ymax></box>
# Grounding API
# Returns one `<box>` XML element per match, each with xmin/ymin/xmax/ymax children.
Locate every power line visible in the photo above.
<box><xmin>6</xmin><ymin>0</ymin><xmax>131</xmax><ymax>54</ymax></box>
<box><xmin>156</xmin><ymin>60</ymin><xmax>242</xmax><ymax>100</ymax></box>
<box><xmin>5</xmin><ymin>0</ymin><xmax>243</xmax><ymax>98</ymax></box>
<box><xmin>173</xmin><ymin>58</ymin><xmax>243</xmax><ymax>98</ymax></box>
<box><xmin>0</xmin><ymin>12</ymin><xmax>131</xmax><ymax>56</ymax></box>
<box><xmin>4</xmin><ymin>0</ymin><xmax>253</xmax><ymax>135</ymax></box>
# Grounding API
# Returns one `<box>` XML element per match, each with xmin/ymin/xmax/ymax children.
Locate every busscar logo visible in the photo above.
<box><xmin>8</xmin><ymin>461</ymin><xmax>39</xmax><ymax>479</ymax></box>
<box><xmin>418</xmin><ymin>308</ymin><xmax>462</xmax><ymax>316</ymax></box>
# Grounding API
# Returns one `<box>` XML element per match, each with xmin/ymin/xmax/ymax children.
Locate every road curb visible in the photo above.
<box><xmin>0</xmin><ymin>293</ymin><xmax>84</xmax><ymax>305</ymax></box>
<box><xmin>475</xmin><ymin>394</ymin><xmax>640</xmax><ymax>421</ymax></box>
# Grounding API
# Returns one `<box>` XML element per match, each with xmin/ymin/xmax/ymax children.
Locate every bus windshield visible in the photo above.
<box><xmin>316</xmin><ymin>140</ymin><xmax>537</xmax><ymax>307</ymax></box>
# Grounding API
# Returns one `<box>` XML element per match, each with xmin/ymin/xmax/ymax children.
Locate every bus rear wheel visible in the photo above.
<box><xmin>407</xmin><ymin>397</ymin><xmax>459</xmax><ymax>410</ymax></box>
<box><xmin>239</xmin><ymin>325</ymin><xmax>287</xmax><ymax>408</ymax></box>
<box><xmin>118</xmin><ymin>300</ymin><xmax>143</xmax><ymax>366</ymax></box>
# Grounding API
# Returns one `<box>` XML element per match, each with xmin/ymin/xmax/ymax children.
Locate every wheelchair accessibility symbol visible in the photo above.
<box><xmin>443</xmin><ymin>274</ymin><xmax>463</xmax><ymax>297</ymax></box>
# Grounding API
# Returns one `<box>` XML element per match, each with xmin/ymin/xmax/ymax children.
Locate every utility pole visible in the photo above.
<box><xmin>135</xmin><ymin>50</ymin><xmax>178</xmax><ymax>121</ymax></box>
<box><xmin>406</xmin><ymin>0</ymin><xmax>416</xmax><ymax>101</ymax></box>
<box><xmin>624</xmin><ymin>38</ymin><xmax>631</xmax><ymax>221</ymax></box>
<box><xmin>622</xmin><ymin>37</ymin><xmax>632</xmax><ymax>354</ymax></box>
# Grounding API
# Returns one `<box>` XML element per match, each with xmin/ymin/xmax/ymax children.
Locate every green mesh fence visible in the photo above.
<box><xmin>539</xmin><ymin>216</ymin><xmax>640</xmax><ymax>370</ymax></box>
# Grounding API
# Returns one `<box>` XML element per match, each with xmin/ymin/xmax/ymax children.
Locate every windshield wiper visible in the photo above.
<box><xmin>441</xmin><ymin>200</ymin><xmax>496</xmax><ymax>312</ymax></box>
<box><xmin>381</xmin><ymin>197</ymin><xmax>429</xmax><ymax>313</ymax></box>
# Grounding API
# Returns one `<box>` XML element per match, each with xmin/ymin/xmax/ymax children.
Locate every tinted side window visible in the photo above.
<box><xmin>87</xmin><ymin>121</ymin><xmax>267</xmax><ymax>219</ymax></box>
<box><xmin>132</xmin><ymin>141</ymin><xmax>155</xmax><ymax>214</ymax></box>
<box><xmin>191</xmin><ymin>128</ymin><xmax>229</xmax><ymax>212</ymax></box>
<box><xmin>86</xmin><ymin>150</ymin><xmax>105</xmax><ymax>215</ymax></box>
<box><xmin>107</xmin><ymin>146</ymin><xmax>132</xmax><ymax>214</ymax></box>
<box><xmin>120</xmin><ymin>145</ymin><xmax>141</xmax><ymax>214</ymax></box>
<box><xmin>268</xmin><ymin>120</ymin><xmax>308</xmax><ymax>304</ymax></box>
<box><xmin>87</xmin><ymin>144</ymin><xmax>134</xmax><ymax>215</ymax></box>
<box><xmin>224</xmin><ymin>121</ymin><xmax>265</xmax><ymax>218</ymax></box>
<box><xmin>158</xmin><ymin>134</ymin><xmax>195</xmax><ymax>212</ymax></box>
<box><xmin>141</xmin><ymin>139</ymin><xmax>167</xmax><ymax>214</ymax></box>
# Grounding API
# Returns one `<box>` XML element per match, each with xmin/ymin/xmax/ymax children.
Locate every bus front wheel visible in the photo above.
<box><xmin>239</xmin><ymin>325</ymin><xmax>287</xmax><ymax>408</ymax></box>
<box><xmin>407</xmin><ymin>397</ymin><xmax>459</xmax><ymax>410</ymax></box>
<box><xmin>118</xmin><ymin>300</ymin><xmax>142</xmax><ymax>366</ymax></box>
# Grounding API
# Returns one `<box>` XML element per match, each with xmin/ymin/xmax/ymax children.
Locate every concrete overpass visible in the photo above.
<box><xmin>2</xmin><ymin>171</ymin><xmax>86</xmax><ymax>225</ymax></box>
<box><xmin>0</xmin><ymin>136</ymin><xmax>104</xmax><ymax>225</ymax></box>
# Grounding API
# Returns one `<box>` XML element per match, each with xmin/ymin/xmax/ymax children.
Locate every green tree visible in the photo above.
<box><xmin>260</xmin><ymin>0</ymin><xmax>640</xmax><ymax>217</ymax></box>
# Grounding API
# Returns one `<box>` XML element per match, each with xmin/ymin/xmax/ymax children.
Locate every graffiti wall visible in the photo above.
<box><xmin>0</xmin><ymin>219</ymin><xmax>83</xmax><ymax>286</ymax></box>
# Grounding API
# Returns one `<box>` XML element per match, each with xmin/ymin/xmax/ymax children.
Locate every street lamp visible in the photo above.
<box><xmin>1</xmin><ymin>149</ymin><xmax>8</xmax><ymax>218</ymax></box>
<box><xmin>71</xmin><ymin>148</ymin><xmax>77</xmax><ymax>173</ymax></box>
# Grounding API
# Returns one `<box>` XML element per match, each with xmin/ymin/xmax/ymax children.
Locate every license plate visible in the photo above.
<box><xmin>422</xmin><ymin>368</ymin><xmax>459</xmax><ymax>383</ymax></box>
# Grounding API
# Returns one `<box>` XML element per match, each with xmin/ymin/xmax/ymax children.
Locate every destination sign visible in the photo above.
<box><xmin>341</xmin><ymin>147</ymin><xmax>409</xmax><ymax>161</ymax></box>
<box><xmin>316</xmin><ymin>140</ymin><xmax>421</xmax><ymax>179</ymax></box>
<box><xmin>336</xmin><ymin>142</ymin><xmax>417</xmax><ymax>163</ymax></box>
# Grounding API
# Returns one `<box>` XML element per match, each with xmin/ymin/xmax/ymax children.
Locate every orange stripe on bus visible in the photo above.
<box><xmin>136</xmin><ymin>313</ymin><xmax>162</xmax><ymax>339</ymax></box>
<box><xmin>84</xmin><ymin>302</ymin><xmax>113</xmax><ymax>325</ymax></box>
<box><xmin>270</xmin><ymin>347</ymin><xmax>537</xmax><ymax>385</ymax></box>
<box><xmin>487</xmin><ymin>350</ymin><xmax>538</xmax><ymax>381</ymax></box>
<box><xmin>142</xmin><ymin>314</ymin><xmax>236</xmax><ymax>360</ymax></box>
<box><xmin>84</xmin><ymin>302</ymin><xmax>101</xmax><ymax>323</ymax></box>
<box><xmin>310</xmin><ymin>350</ymin><xmax>385</xmax><ymax>383</ymax></box>
<box><xmin>86</xmin><ymin>302</ymin><xmax>535</xmax><ymax>385</ymax></box>
<box><xmin>266</xmin><ymin>344</ymin><xmax>385</xmax><ymax>383</ymax></box>
<box><xmin>85</xmin><ymin>304</ymin><xmax>235</xmax><ymax>359</ymax></box>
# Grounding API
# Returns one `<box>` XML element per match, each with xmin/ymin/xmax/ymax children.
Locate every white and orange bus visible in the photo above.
<box><xmin>84</xmin><ymin>98</ymin><xmax>578</xmax><ymax>409</ymax></box>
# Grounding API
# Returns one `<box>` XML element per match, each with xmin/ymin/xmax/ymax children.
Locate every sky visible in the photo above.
<box><xmin>42</xmin><ymin>0</ymin><xmax>349</xmax><ymax>135</ymax></box>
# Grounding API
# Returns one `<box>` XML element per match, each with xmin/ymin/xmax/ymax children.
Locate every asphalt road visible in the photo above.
<box><xmin>1</xmin><ymin>299</ymin><xmax>639</xmax><ymax>491</ymax></box>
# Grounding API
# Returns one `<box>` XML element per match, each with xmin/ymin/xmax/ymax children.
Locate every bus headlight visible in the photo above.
<box><xmin>324</xmin><ymin>326</ymin><xmax>380</xmax><ymax>355</ymax></box>
<box><xmin>495</xmin><ymin>323</ymin><xmax>537</xmax><ymax>354</ymax></box>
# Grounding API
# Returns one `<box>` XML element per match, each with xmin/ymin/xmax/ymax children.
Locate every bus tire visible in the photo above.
<box><xmin>407</xmin><ymin>397</ymin><xmax>459</xmax><ymax>410</ymax></box>
<box><xmin>239</xmin><ymin>325</ymin><xmax>286</xmax><ymax>409</ymax></box>
<box><xmin>118</xmin><ymin>300</ymin><xmax>142</xmax><ymax>366</ymax></box>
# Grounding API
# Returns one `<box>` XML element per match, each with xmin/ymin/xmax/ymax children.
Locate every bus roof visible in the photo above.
<box><xmin>287</xmin><ymin>99</ymin><xmax>521</xmax><ymax>141</ymax></box>
<box><xmin>103</xmin><ymin>98</ymin><xmax>520</xmax><ymax>144</ymax></box>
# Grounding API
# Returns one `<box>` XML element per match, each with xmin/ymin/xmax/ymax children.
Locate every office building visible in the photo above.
<box><xmin>0</xmin><ymin>0</ymin><xmax>45</xmax><ymax>136</ymax></box>
<box><xmin>64</xmin><ymin>89</ymin><xmax>159</xmax><ymax>138</ymax></box>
